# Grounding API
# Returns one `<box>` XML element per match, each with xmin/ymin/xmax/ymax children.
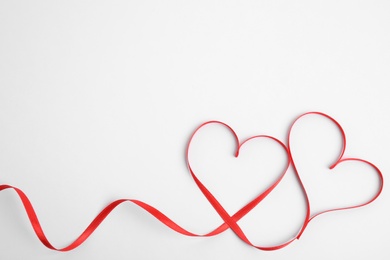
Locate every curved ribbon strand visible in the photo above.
<box><xmin>0</xmin><ymin>112</ymin><xmax>384</xmax><ymax>252</ymax></box>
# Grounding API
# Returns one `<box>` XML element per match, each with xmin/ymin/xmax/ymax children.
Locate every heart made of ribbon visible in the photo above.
<box><xmin>287</xmin><ymin>112</ymin><xmax>384</xmax><ymax>238</ymax></box>
<box><xmin>185</xmin><ymin>121</ymin><xmax>291</xmax><ymax>245</ymax></box>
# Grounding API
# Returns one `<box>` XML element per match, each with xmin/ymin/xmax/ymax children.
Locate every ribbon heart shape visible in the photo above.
<box><xmin>0</xmin><ymin>112</ymin><xmax>383</xmax><ymax>252</ymax></box>
<box><xmin>287</xmin><ymin>112</ymin><xmax>384</xmax><ymax>238</ymax></box>
<box><xmin>185</xmin><ymin>121</ymin><xmax>291</xmax><ymax>248</ymax></box>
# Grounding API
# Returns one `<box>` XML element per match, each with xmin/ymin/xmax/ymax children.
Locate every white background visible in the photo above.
<box><xmin>0</xmin><ymin>1</ymin><xmax>389</xmax><ymax>259</ymax></box>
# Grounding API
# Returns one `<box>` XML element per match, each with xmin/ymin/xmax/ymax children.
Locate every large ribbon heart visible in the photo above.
<box><xmin>287</xmin><ymin>112</ymin><xmax>384</xmax><ymax>238</ymax></box>
<box><xmin>186</xmin><ymin>121</ymin><xmax>299</xmax><ymax>250</ymax></box>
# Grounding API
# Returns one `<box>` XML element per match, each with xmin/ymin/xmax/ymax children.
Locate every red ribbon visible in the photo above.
<box><xmin>0</xmin><ymin>112</ymin><xmax>383</xmax><ymax>251</ymax></box>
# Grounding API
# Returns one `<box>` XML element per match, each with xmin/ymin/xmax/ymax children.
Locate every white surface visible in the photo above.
<box><xmin>0</xmin><ymin>0</ymin><xmax>389</xmax><ymax>259</ymax></box>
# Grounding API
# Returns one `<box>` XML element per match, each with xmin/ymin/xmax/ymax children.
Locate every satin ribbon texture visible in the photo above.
<box><xmin>0</xmin><ymin>112</ymin><xmax>383</xmax><ymax>251</ymax></box>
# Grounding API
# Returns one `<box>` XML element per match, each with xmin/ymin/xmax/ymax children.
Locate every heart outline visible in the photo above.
<box><xmin>186</xmin><ymin>120</ymin><xmax>298</xmax><ymax>250</ymax></box>
<box><xmin>287</xmin><ymin>112</ymin><xmax>384</xmax><ymax>239</ymax></box>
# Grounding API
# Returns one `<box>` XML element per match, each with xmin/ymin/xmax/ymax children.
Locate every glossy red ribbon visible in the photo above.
<box><xmin>0</xmin><ymin>112</ymin><xmax>384</xmax><ymax>251</ymax></box>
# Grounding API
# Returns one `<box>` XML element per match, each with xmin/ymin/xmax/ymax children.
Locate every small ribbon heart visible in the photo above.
<box><xmin>287</xmin><ymin>112</ymin><xmax>384</xmax><ymax>238</ymax></box>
